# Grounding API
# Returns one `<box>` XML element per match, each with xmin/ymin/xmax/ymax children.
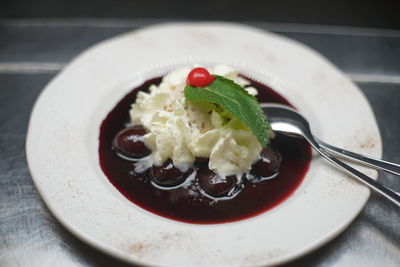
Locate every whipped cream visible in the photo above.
<box><xmin>129</xmin><ymin>65</ymin><xmax>262</xmax><ymax>176</ymax></box>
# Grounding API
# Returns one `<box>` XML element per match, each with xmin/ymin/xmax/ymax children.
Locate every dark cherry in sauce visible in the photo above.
<box><xmin>99</xmin><ymin>77</ymin><xmax>312</xmax><ymax>224</ymax></box>
<box><xmin>150</xmin><ymin>160</ymin><xmax>190</xmax><ymax>187</ymax></box>
<box><xmin>250</xmin><ymin>146</ymin><xmax>281</xmax><ymax>180</ymax></box>
<box><xmin>113</xmin><ymin>125</ymin><xmax>150</xmax><ymax>159</ymax></box>
<box><xmin>197</xmin><ymin>168</ymin><xmax>239</xmax><ymax>198</ymax></box>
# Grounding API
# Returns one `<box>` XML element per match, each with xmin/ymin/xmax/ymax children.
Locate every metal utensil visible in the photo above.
<box><xmin>261</xmin><ymin>103</ymin><xmax>400</xmax><ymax>207</ymax></box>
<box><xmin>316</xmin><ymin>138</ymin><xmax>400</xmax><ymax>176</ymax></box>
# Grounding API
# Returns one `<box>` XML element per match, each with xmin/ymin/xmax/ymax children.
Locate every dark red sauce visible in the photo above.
<box><xmin>99</xmin><ymin>77</ymin><xmax>312</xmax><ymax>224</ymax></box>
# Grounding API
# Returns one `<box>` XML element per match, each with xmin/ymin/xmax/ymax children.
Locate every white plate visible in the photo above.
<box><xmin>26</xmin><ymin>22</ymin><xmax>381</xmax><ymax>266</ymax></box>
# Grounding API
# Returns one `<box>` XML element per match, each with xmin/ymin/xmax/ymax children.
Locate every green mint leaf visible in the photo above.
<box><xmin>184</xmin><ymin>75</ymin><xmax>270</xmax><ymax>147</ymax></box>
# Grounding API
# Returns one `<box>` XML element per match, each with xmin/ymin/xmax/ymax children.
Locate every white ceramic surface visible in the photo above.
<box><xmin>26</xmin><ymin>23</ymin><xmax>381</xmax><ymax>266</ymax></box>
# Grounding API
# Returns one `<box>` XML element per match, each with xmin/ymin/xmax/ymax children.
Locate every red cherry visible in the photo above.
<box><xmin>186</xmin><ymin>67</ymin><xmax>215</xmax><ymax>87</ymax></box>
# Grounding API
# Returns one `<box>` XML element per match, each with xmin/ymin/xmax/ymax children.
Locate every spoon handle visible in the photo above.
<box><xmin>309</xmin><ymin>140</ymin><xmax>400</xmax><ymax>207</ymax></box>
<box><xmin>316</xmin><ymin>138</ymin><xmax>400</xmax><ymax>177</ymax></box>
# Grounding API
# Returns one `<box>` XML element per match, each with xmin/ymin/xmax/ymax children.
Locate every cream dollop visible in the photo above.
<box><xmin>129</xmin><ymin>65</ymin><xmax>262</xmax><ymax>175</ymax></box>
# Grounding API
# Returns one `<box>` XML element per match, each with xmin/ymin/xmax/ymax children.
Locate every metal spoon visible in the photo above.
<box><xmin>315</xmin><ymin>139</ymin><xmax>400</xmax><ymax>176</ymax></box>
<box><xmin>260</xmin><ymin>103</ymin><xmax>400</xmax><ymax>207</ymax></box>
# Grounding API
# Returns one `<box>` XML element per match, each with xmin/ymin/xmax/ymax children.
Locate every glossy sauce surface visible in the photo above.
<box><xmin>99</xmin><ymin>77</ymin><xmax>312</xmax><ymax>224</ymax></box>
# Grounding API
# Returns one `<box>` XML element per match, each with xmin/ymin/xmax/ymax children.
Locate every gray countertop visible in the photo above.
<box><xmin>0</xmin><ymin>20</ymin><xmax>399</xmax><ymax>267</ymax></box>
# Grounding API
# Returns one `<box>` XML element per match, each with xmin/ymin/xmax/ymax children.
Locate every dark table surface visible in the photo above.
<box><xmin>0</xmin><ymin>20</ymin><xmax>399</xmax><ymax>266</ymax></box>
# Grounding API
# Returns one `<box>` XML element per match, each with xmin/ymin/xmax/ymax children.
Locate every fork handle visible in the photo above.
<box><xmin>309</xmin><ymin>141</ymin><xmax>400</xmax><ymax>207</ymax></box>
<box><xmin>316</xmin><ymin>138</ymin><xmax>400</xmax><ymax>177</ymax></box>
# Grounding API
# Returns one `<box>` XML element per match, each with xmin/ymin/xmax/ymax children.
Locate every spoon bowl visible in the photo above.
<box><xmin>261</xmin><ymin>103</ymin><xmax>400</xmax><ymax>207</ymax></box>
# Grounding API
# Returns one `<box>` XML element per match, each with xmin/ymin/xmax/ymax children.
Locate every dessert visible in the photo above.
<box><xmin>99</xmin><ymin>65</ymin><xmax>312</xmax><ymax>224</ymax></box>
